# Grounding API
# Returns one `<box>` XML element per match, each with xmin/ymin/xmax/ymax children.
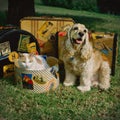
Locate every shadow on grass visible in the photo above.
<box><xmin>1</xmin><ymin>76</ymin><xmax>16</xmax><ymax>86</ymax></box>
<box><xmin>36</xmin><ymin>13</ymin><xmax>106</xmax><ymax>30</ymax></box>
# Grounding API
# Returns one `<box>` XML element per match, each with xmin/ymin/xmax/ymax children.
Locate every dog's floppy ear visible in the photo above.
<box><xmin>67</xmin><ymin>26</ymin><xmax>73</xmax><ymax>40</ymax></box>
<box><xmin>83</xmin><ymin>28</ymin><xmax>89</xmax><ymax>45</ymax></box>
<box><xmin>60</xmin><ymin>25</ymin><xmax>72</xmax><ymax>39</ymax></box>
<box><xmin>80</xmin><ymin>29</ymin><xmax>93</xmax><ymax>60</ymax></box>
<box><xmin>62</xmin><ymin>25</ymin><xmax>72</xmax><ymax>32</ymax></box>
<box><xmin>62</xmin><ymin>25</ymin><xmax>72</xmax><ymax>39</ymax></box>
<box><xmin>80</xmin><ymin>45</ymin><xmax>93</xmax><ymax>61</ymax></box>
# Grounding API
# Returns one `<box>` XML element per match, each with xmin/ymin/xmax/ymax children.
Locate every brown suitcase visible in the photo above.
<box><xmin>20</xmin><ymin>16</ymin><xmax>74</xmax><ymax>57</ymax></box>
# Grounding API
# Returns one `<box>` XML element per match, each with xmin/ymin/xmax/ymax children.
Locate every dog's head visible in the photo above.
<box><xmin>68</xmin><ymin>23</ymin><xmax>89</xmax><ymax>47</ymax></box>
<box><xmin>64</xmin><ymin>23</ymin><xmax>93</xmax><ymax>61</ymax></box>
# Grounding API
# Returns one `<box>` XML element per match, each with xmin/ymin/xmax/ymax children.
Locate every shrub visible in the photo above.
<box><xmin>0</xmin><ymin>11</ymin><xmax>7</xmax><ymax>25</ymax></box>
<box><xmin>41</xmin><ymin>0</ymin><xmax>99</xmax><ymax>12</ymax></box>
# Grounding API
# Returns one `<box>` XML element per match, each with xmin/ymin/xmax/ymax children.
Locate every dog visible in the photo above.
<box><xmin>62</xmin><ymin>23</ymin><xmax>111</xmax><ymax>92</ymax></box>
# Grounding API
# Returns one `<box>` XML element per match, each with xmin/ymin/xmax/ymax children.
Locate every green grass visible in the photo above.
<box><xmin>35</xmin><ymin>5</ymin><xmax>120</xmax><ymax>33</ymax></box>
<box><xmin>0</xmin><ymin>72</ymin><xmax>120</xmax><ymax>120</ymax></box>
<box><xmin>0</xmin><ymin>3</ymin><xmax>120</xmax><ymax>120</ymax></box>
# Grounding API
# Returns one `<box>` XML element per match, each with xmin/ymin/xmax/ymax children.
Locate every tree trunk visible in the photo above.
<box><xmin>7</xmin><ymin>0</ymin><xmax>35</xmax><ymax>26</ymax></box>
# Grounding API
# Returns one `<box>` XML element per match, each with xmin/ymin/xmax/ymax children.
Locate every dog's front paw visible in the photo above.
<box><xmin>63</xmin><ymin>80</ymin><xmax>75</xmax><ymax>86</ymax></box>
<box><xmin>91</xmin><ymin>81</ymin><xmax>98</xmax><ymax>87</ymax></box>
<box><xmin>99</xmin><ymin>83</ymin><xmax>110</xmax><ymax>90</ymax></box>
<box><xmin>77</xmin><ymin>86</ymin><xmax>91</xmax><ymax>92</ymax></box>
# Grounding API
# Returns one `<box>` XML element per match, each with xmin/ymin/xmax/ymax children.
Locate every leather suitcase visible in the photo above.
<box><xmin>20</xmin><ymin>16</ymin><xmax>74</xmax><ymax>57</ymax></box>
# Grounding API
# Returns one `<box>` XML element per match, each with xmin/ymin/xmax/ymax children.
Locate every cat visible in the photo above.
<box><xmin>14</xmin><ymin>53</ymin><xmax>49</xmax><ymax>70</ymax></box>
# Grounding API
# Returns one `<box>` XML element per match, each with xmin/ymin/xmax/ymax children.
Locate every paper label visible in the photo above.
<box><xmin>18</xmin><ymin>34</ymin><xmax>30</xmax><ymax>52</ymax></box>
<box><xmin>0</xmin><ymin>41</ymin><xmax>11</xmax><ymax>60</ymax></box>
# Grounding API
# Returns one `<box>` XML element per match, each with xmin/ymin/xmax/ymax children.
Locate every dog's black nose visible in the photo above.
<box><xmin>79</xmin><ymin>32</ymin><xmax>84</xmax><ymax>37</ymax></box>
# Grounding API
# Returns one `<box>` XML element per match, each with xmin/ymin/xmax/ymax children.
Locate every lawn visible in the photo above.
<box><xmin>0</xmin><ymin>2</ymin><xmax>120</xmax><ymax>120</ymax></box>
<box><xmin>35</xmin><ymin>4</ymin><xmax>120</xmax><ymax>33</ymax></box>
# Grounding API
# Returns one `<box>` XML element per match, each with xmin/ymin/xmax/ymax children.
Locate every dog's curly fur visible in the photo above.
<box><xmin>62</xmin><ymin>23</ymin><xmax>111</xmax><ymax>92</ymax></box>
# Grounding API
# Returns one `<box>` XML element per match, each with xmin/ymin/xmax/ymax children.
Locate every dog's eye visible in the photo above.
<box><xmin>84</xmin><ymin>29</ymin><xmax>87</xmax><ymax>33</ymax></box>
<box><xmin>73</xmin><ymin>27</ymin><xmax>78</xmax><ymax>30</ymax></box>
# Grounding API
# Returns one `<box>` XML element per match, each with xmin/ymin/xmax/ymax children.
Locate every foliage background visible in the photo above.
<box><xmin>39</xmin><ymin>0</ymin><xmax>120</xmax><ymax>14</ymax></box>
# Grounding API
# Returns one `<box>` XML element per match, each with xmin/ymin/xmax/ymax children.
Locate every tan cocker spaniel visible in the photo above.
<box><xmin>62</xmin><ymin>23</ymin><xmax>111</xmax><ymax>92</ymax></box>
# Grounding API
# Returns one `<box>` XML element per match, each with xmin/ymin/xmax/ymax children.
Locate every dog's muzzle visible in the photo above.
<box><xmin>72</xmin><ymin>38</ymin><xmax>82</xmax><ymax>44</ymax></box>
<box><xmin>71</xmin><ymin>32</ymin><xmax>84</xmax><ymax>44</ymax></box>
